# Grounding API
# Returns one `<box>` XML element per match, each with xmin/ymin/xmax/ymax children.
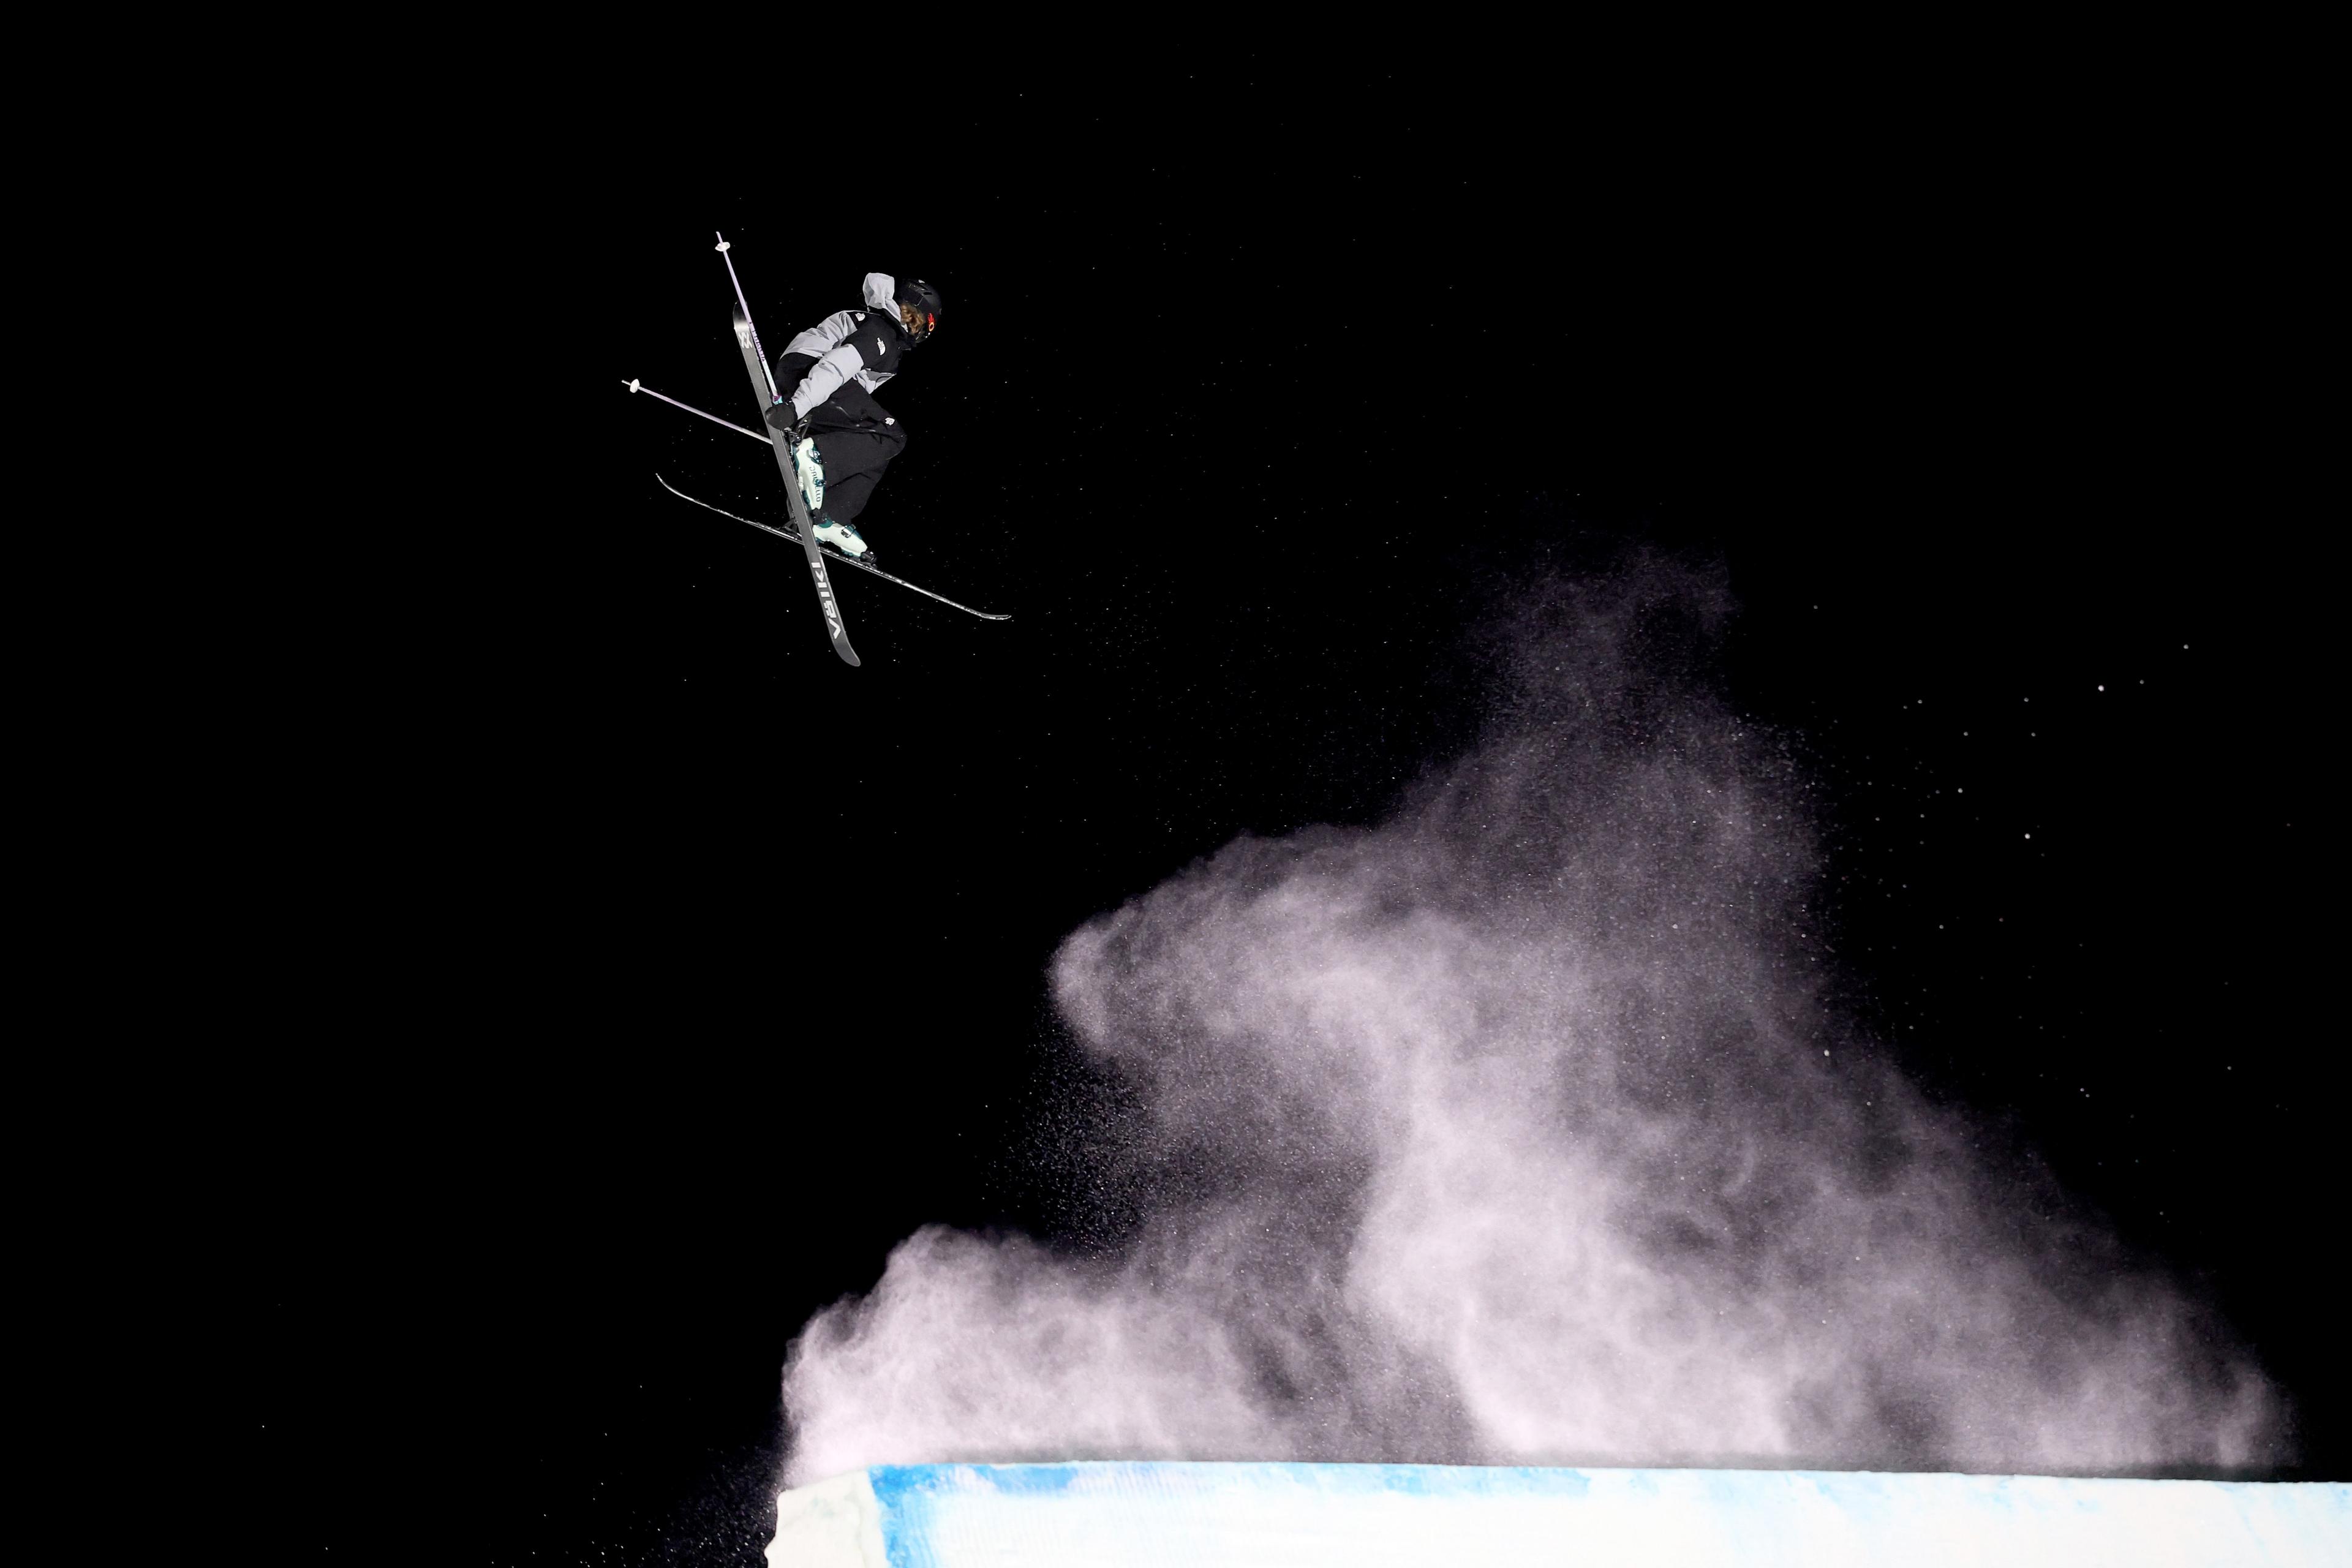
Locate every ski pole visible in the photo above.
<box><xmin>621</xmin><ymin>379</ymin><xmax>772</xmax><ymax>447</ymax></box>
<box><xmin>714</xmin><ymin>233</ymin><xmax>777</xmax><ymax>404</ymax></box>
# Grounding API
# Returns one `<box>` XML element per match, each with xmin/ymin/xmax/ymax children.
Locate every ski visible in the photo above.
<box><xmin>717</xmin><ymin>234</ymin><xmax>860</xmax><ymax>666</ymax></box>
<box><xmin>654</xmin><ymin>474</ymin><xmax>1011</xmax><ymax>621</ymax></box>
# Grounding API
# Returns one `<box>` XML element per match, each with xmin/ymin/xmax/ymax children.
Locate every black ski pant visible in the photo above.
<box><xmin>775</xmin><ymin>351</ymin><xmax>906</xmax><ymax>529</ymax></box>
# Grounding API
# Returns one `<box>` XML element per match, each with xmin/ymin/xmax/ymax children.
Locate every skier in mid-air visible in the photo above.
<box><xmin>762</xmin><ymin>273</ymin><xmax>943</xmax><ymax>562</ymax></box>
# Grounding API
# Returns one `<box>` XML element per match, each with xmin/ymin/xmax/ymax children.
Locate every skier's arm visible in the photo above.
<box><xmin>780</xmin><ymin>341</ymin><xmax>867</xmax><ymax>422</ymax></box>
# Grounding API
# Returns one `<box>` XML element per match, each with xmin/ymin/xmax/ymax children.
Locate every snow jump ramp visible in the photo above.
<box><xmin>768</xmin><ymin>1461</ymin><xmax>2348</xmax><ymax>1566</ymax></box>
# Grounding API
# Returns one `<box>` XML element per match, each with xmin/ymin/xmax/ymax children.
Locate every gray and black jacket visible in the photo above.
<box><xmin>775</xmin><ymin>273</ymin><xmax>911</xmax><ymax>423</ymax></box>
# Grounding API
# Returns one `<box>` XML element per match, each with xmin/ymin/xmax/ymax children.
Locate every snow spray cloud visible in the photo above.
<box><xmin>782</xmin><ymin>560</ymin><xmax>2283</xmax><ymax>1483</ymax></box>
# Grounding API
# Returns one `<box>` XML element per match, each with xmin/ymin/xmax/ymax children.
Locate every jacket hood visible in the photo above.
<box><xmin>863</xmin><ymin>273</ymin><xmax>897</xmax><ymax>312</ymax></box>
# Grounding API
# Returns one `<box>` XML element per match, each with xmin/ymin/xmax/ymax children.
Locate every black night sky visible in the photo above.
<box><xmin>263</xmin><ymin>70</ymin><xmax>2337</xmax><ymax>1564</ymax></box>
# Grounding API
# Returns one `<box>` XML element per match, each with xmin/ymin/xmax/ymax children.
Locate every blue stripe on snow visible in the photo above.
<box><xmin>856</xmin><ymin>1461</ymin><xmax>2348</xmax><ymax>1568</ymax></box>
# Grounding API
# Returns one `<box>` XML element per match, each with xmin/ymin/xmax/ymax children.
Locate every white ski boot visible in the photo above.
<box><xmin>811</xmin><ymin>514</ymin><xmax>870</xmax><ymax>560</ymax></box>
<box><xmin>791</xmin><ymin>435</ymin><xmax>826</xmax><ymax>514</ymax></box>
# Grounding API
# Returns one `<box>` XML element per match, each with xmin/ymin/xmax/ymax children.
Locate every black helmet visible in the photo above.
<box><xmin>895</xmin><ymin>277</ymin><xmax>943</xmax><ymax>348</ymax></box>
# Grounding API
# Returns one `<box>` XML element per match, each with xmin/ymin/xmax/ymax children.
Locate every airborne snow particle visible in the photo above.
<box><xmin>779</xmin><ymin>564</ymin><xmax>2283</xmax><ymax>1486</ymax></box>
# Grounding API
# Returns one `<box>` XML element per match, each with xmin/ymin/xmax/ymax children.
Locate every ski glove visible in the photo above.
<box><xmin>764</xmin><ymin>402</ymin><xmax>809</xmax><ymax>441</ymax></box>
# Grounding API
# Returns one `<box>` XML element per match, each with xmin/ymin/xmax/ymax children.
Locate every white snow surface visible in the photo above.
<box><xmin>768</xmin><ymin>1462</ymin><xmax>2351</xmax><ymax>1568</ymax></box>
